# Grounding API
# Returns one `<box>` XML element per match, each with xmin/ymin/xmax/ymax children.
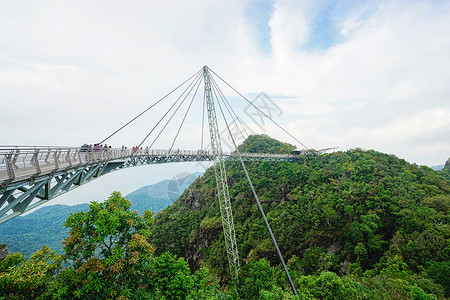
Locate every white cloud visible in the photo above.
<box><xmin>259</xmin><ymin>0</ymin><xmax>450</xmax><ymax>165</ymax></box>
<box><xmin>0</xmin><ymin>0</ymin><xmax>449</xmax><ymax>167</ymax></box>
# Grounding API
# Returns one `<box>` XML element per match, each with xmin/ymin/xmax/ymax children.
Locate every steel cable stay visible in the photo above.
<box><xmin>211</xmin><ymin>78</ymin><xmax>248</xmax><ymax>144</ymax></box>
<box><xmin>209</xmin><ymin>79</ymin><xmax>247</xmax><ymax>149</ymax></box>
<box><xmin>130</xmin><ymin>71</ymin><xmax>203</xmax><ymax>157</ymax></box>
<box><xmin>142</xmin><ymin>72</ymin><xmax>203</xmax><ymax>154</ymax></box>
<box><xmin>99</xmin><ymin>68</ymin><xmax>203</xmax><ymax>145</ymax></box>
<box><xmin>208</xmin><ymin>68</ymin><xmax>309</xmax><ymax>150</ymax></box>
<box><xmin>168</xmin><ymin>74</ymin><xmax>203</xmax><ymax>153</ymax></box>
<box><xmin>200</xmin><ymin>92</ymin><xmax>206</xmax><ymax>150</ymax></box>
<box><xmin>210</xmin><ymin>75</ymin><xmax>249</xmax><ymax>139</ymax></box>
<box><xmin>211</xmin><ymin>78</ymin><xmax>298</xmax><ymax>296</ymax></box>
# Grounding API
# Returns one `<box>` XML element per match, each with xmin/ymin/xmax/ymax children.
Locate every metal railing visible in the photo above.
<box><xmin>0</xmin><ymin>146</ymin><xmax>295</xmax><ymax>184</ymax></box>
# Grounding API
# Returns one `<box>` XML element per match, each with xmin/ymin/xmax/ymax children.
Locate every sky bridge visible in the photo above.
<box><xmin>0</xmin><ymin>146</ymin><xmax>297</xmax><ymax>224</ymax></box>
<box><xmin>0</xmin><ymin>66</ymin><xmax>308</xmax><ymax>292</ymax></box>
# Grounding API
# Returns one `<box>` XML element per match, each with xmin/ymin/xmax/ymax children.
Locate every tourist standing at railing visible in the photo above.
<box><xmin>145</xmin><ymin>146</ymin><xmax>149</xmax><ymax>155</ymax></box>
<box><xmin>87</xmin><ymin>144</ymin><xmax>93</xmax><ymax>161</ymax></box>
<box><xmin>80</xmin><ymin>144</ymin><xmax>88</xmax><ymax>163</ymax></box>
<box><xmin>93</xmin><ymin>144</ymin><xmax>101</xmax><ymax>160</ymax></box>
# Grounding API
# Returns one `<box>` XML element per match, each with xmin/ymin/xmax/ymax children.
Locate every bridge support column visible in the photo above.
<box><xmin>5</xmin><ymin>152</ymin><xmax>15</xmax><ymax>180</ymax></box>
<box><xmin>203</xmin><ymin>66</ymin><xmax>240</xmax><ymax>280</ymax></box>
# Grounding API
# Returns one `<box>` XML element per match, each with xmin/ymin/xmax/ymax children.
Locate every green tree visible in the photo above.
<box><xmin>143</xmin><ymin>251</ymin><xmax>223</xmax><ymax>300</ymax></box>
<box><xmin>0</xmin><ymin>246</ymin><xmax>62</xmax><ymax>300</ymax></box>
<box><xmin>237</xmin><ymin>134</ymin><xmax>296</xmax><ymax>154</ymax></box>
<box><xmin>239</xmin><ymin>259</ymin><xmax>276</xmax><ymax>299</ymax></box>
<box><xmin>299</xmin><ymin>247</ymin><xmax>336</xmax><ymax>275</ymax></box>
<box><xmin>425</xmin><ymin>260</ymin><xmax>450</xmax><ymax>296</ymax></box>
<box><xmin>52</xmin><ymin>191</ymin><xmax>155</xmax><ymax>299</ymax></box>
<box><xmin>297</xmin><ymin>271</ymin><xmax>360</xmax><ymax>299</ymax></box>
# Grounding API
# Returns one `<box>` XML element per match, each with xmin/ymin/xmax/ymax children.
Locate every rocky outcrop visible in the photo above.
<box><xmin>184</xmin><ymin>218</ymin><xmax>221</xmax><ymax>270</ymax></box>
<box><xmin>441</xmin><ymin>158</ymin><xmax>450</xmax><ymax>180</ymax></box>
<box><xmin>444</xmin><ymin>157</ymin><xmax>450</xmax><ymax>169</ymax></box>
<box><xmin>0</xmin><ymin>244</ymin><xmax>8</xmax><ymax>260</ymax></box>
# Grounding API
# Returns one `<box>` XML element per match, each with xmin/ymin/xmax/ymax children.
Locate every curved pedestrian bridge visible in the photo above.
<box><xmin>0</xmin><ymin>146</ymin><xmax>297</xmax><ymax>224</ymax></box>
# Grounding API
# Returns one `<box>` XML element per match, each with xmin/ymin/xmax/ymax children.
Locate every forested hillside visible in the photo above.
<box><xmin>1</xmin><ymin>135</ymin><xmax>448</xmax><ymax>299</ymax></box>
<box><xmin>152</xmin><ymin>135</ymin><xmax>450</xmax><ymax>299</ymax></box>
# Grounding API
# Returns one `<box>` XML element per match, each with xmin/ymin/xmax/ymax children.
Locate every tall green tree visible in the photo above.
<box><xmin>52</xmin><ymin>191</ymin><xmax>155</xmax><ymax>299</ymax></box>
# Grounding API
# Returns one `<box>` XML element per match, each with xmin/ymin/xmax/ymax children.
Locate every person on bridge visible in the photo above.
<box><xmin>80</xmin><ymin>144</ymin><xmax>88</xmax><ymax>163</ymax></box>
<box><xmin>106</xmin><ymin>145</ymin><xmax>112</xmax><ymax>158</ymax></box>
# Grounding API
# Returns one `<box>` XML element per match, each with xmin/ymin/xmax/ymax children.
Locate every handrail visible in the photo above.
<box><xmin>0</xmin><ymin>147</ymin><xmax>296</xmax><ymax>184</ymax></box>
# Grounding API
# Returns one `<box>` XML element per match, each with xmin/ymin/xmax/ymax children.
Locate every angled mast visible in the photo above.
<box><xmin>203</xmin><ymin>66</ymin><xmax>240</xmax><ymax>280</ymax></box>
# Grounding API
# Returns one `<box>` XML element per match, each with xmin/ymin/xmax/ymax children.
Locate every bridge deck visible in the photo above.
<box><xmin>0</xmin><ymin>147</ymin><xmax>295</xmax><ymax>186</ymax></box>
<box><xmin>0</xmin><ymin>147</ymin><xmax>297</xmax><ymax>224</ymax></box>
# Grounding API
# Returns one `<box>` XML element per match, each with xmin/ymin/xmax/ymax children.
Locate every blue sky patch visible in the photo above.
<box><xmin>245</xmin><ymin>0</ymin><xmax>274</xmax><ymax>54</ymax></box>
<box><xmin>302</xmin><ymin>2</ymin><xmax>343</xmax><ymax>52</ymax></box>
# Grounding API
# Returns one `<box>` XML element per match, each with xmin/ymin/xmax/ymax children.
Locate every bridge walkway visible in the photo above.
<box><xmin>0</xmin><ymin>147</ymin><xmax>297</xmax><ymax>224</ymax></box>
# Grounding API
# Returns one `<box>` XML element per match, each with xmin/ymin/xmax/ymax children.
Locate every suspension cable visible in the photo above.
<box><xmin>130</xmin><ymin>71</ymin><xmax>202</xmax><ymax>156</ymax></box>
<box><xmin>210</xmin><ymin>75</ymin><xmax>247</xmax><ymax>142</ymax></box>
<box><xmin>169</xmin><ymin>75</ymin><xmax>203</xmax><ymax>152</ymax></box>
<box><xmin>210</xmin><ymin>75</ymin><xmax>249</xmax><ymax>138</ymax></box>
<box><xmin>210</xmin><ymin>81</ymin><xmax>245</xmax><ymax>148</ymax></box>
<box><xmin>144</xmin><ymin>73</ymin><xmax>203</xmax><ymax>153</ymax></box>
<box><xmin>211</xmin><ymin>81</ymin><xmax>298</xmax><ymax>295</ymax></box>
<box><xmin>209</xmin><ymin>68</ymin><xmax>308</xmax><ymax>150</ymax></box>
<box><xmin>99</xmin><ymin>69</ymin><xmax>202</xmax><ymax>145</ymax></box>
<box><xmin>201</xmin><ymin>91</ymin><xmax>206</xmax><ymax>150</ymax></box>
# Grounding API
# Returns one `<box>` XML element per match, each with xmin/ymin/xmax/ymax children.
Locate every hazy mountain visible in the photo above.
<box><xmin>0</xmin><ymin>203</ymin><xmax>89</xmax><ymax>257</ymax></box>
<box><xmin>127</xmin><ymin>172</ymin><xmax>203</xmax><ymax>214</ymax></box>
<box><xmin>431</xmin><ymin>164</ymin><xmax>444</xmax><ymax>171</ymax></box>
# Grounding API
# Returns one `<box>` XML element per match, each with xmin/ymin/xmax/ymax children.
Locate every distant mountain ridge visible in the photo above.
<box><xmin>0</xmin><ymin>172</ymin><xmax>203</xmax><ymax>257</ymax></box>
<box><xmin>128</xmin><ymin>172</ymin><xmax>203</xmax><ymax>214</ymax></box>
<box><xmin>431</xmin><ymin>164</ymin><xmax>444</xmax><ymax>171</ymax></box>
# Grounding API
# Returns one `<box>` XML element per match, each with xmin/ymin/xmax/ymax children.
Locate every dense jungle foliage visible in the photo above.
<box><xmin>151</xmin><ymin>135</ymin><xmax>450</xmax><ymax>299</ymax></box>
<box><xmin>1</xmin><ymin>135</ymin><xmax>448</xmax><ymax>299</ymax></box>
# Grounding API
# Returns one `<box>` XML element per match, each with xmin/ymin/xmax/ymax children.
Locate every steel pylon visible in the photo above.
<box><xmin>203</xmin><ymin>66</ymin><xmax>240</xmax><ymax>280</ymax></box>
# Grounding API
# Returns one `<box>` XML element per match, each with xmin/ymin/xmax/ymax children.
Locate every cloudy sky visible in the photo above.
<box><xmin>1</xmin><ymin>0</ymin><xmax>449</xmax><ymax>173</ymax></box>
